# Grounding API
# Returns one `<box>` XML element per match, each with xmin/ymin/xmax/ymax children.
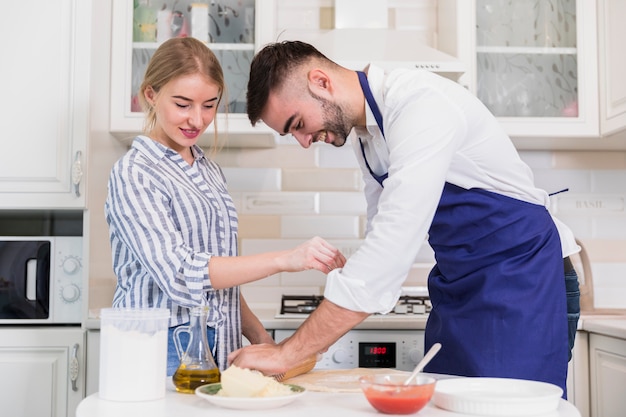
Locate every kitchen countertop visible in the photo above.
<box><xmin>85</xmin><ymin>309</ymin><xmax>626</xmax><ymax>334</ymax></box>
<box><xmin>85</xmin><ymin>308</ymin><xmax>429</xmax><ymax>330</ymax></box>
<box><xmin>76</xmin><ymin>377</ymin><xmax>581</xmax><ymax>417</ymax></box>
<box><xmin>581</xmin><ymin>317</ymin><xmax>626</xmax><ymax>339</ymax></box>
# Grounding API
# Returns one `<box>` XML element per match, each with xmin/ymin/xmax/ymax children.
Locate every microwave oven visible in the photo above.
<box><xmin>0</xmin><ymin>236</ymin><xmax>83</xmax><ymax>324</ymax></box>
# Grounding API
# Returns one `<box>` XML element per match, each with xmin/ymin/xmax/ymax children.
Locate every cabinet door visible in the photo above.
<box><xmin>589</xmin><ymin>334</ymin><xmax>626</xmax><ymax>417</ymax></box>
<box><xmin>567</xmin><ymin>331</ymin><xmax>590</xmax><ymax>417</ymax></box>
<box><xmin>0</xmin><ymin>327</ymin><xmax>85</xmax><ymax>417</ymax></box>
<box><xmin>0</xmin><ymin>0</ymin><xmax>89</xmax><ymax>208</ymax></box>
<box><xmin>109</xmin><ymin>0</ymin><xmax>276</xmax><ymax>148</ymax></box>
<box><xmin>471</xmin><ymin>0</ymin><xmax>600</xmax><ymax>140</ymax></box>
<box><xmin>598</xmin><ymin>0</ymin><xmax>626</xmax><ymax>136</ymax></box>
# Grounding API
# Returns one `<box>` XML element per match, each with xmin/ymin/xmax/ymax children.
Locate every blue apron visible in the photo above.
<box><xmin>356</xmin><ymin>71</ymin><xmax>569</xmax><ymax>393</ymax></box>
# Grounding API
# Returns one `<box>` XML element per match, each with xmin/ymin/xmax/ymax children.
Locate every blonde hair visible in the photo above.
<box><xmin>138</xmin><ymin>37</ymin><xmax>227</xmax><ymax>147</ymax></box>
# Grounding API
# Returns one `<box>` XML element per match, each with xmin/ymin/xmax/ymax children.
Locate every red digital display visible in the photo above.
<box><xmin>359</xmin><ymin>342</ymin><xmax>396</xmax><ymax>368</ymax></box>
<box><xmin>369</xmin><ymin>346</ymin><xmax>387</xmax><ymax>355</ymax></box>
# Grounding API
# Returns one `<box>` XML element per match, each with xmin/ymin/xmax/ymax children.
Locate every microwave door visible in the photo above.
<box><xmin>0</xmin><ymin>241</ymin><xmax>50</xmax><ymax>320</ymax></box>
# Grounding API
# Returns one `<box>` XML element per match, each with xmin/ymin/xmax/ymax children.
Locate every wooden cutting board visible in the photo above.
<box><xmin>282</xmin><ymin>368</ymin><xmax>409</xmax><ymax>393</ymax></box>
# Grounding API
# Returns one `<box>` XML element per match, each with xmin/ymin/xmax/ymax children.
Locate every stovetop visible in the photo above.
<box><xmin>276</xmin><ymin>291</ymin><xmax>431</xmax><ymax>319</ymax></box>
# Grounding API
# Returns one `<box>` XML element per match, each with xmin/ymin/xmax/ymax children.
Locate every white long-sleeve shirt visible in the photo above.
<box><xmin>324</xmin><ymin>65</ymin><xmax>579</xmax><ymax>314</ymax></box>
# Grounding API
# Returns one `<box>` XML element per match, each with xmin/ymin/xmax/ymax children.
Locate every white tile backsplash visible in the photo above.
<box><xmin>518</xmin><ymin>151</ymin><xmax>555</xmax><ymax>169</ymax></box>
<box><xmin>318</xmin><ymin>142</ymin><xmax>360</xmax><ymax>168</ymax></box>
<box><xmin>532</xmin><ymin>169</ymin><xmax>592</xmax><ymax>194</ymax></box>
<box><xmin>222</xmin><ymin>167</ymin><xmax>281</xmax><ymax>191</ymax></box>
<box><xmin>281</xmin><ymin>215</ymin><xmax>360</xmax><ymax>238</ymax></box>
<box><xmin>319</xmin><ymin>192</ymin><xmax>367</xmax><ymax>214</ymax></box>
<box><xmin>240</xmin><ymin>192</ymin><xmax>319</xmax><ymax>214</ymax></box>
<box><xmin>592</xmin><ymin>263</ymin><xmax>626</xmax><ymax>308</ymax></box>
<box><xmin>593</xmin><ymin>215</ymin><xmax>626</xmax><ymax>239</ymax></box>
<box><xmin>592</xmin><ymin>170</ymin><xmax>626</xmax><ymax>193</ymax></box>
<box><xmin>282</xmin><ymin>168</ymin><xmax>363</xmax><ymax>191</ymax></box>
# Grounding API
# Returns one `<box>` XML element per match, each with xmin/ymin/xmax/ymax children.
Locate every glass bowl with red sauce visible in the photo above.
<box><xmin>359</xmin><ymin>374</ymin><xmax>436</xmax><ymax>415</ymax></box>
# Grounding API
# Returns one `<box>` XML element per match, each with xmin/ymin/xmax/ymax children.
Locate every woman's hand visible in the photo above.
<box><xmin>278</xmin><ymin>236</ymin><xmax>347</xmax><ymax>273</ymax></box>
<box><xmin>208</xmin><ymin>237</ymin><xmax>348</xmax><ymax>289</ymax></box>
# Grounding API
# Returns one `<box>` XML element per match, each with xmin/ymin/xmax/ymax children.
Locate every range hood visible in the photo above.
<box><xmin>297</xmin><ymin>29</ymin><xmax>466</xmax><ymax>73</ymax></box>
<box><xmin>283</xmin><ymin>0</ymin><xmax>465</xmax><ymax>74</ymax></box>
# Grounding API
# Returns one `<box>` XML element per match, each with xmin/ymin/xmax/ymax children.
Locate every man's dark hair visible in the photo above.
<box><xmin>246</xmin><ymin>41</ymin><xmax>329</xmax><ymax>125</ymax></box>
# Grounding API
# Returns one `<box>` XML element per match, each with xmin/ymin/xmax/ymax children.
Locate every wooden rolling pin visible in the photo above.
<box><xmin>273</xmin><ymin>354</ymin><xmax>318</xmax><ymax>382</ymax></box>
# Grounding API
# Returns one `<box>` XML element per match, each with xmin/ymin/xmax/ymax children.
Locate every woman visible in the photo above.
<box><xmin>105</xmin><ymin>37</ymin><xmax>346</xmax><ymax>374</ymax></box>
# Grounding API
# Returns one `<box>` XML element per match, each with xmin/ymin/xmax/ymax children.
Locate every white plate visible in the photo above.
<box><xmin>433</xmin><ymin>377</ymin><xmax>563</xmax><ymax>416</ymax></box>
<box><xmin>195</xmin><ymin>383</ymin><xmax>305</xmax><ymax>410</ymax></box>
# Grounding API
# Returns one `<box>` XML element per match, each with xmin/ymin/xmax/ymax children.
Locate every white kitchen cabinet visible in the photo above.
<box><xmin>0</xmin><ymin>327</ymin><xmax>85</xmax><ymax>417</ymax></box>
<box><xmin>85</xmin><ymin>330</ymin><xmax>100</xmax><ymax>396</ymax></box>
<box><xmin>458</xmin><ymin>0</ymin><xmax>626</xmax><ymax>148</ymax></box>
<box><xmin>568</xmin><ymin>331</ymin><xmax>590</xmax><ymax>417</ymax></box>
<box><xmin>597</xmin><ymin>0</ymin><xmax>626</xmax><ymax>137</ymax></box>
<box><xmin>109</xmin><ymin>0</ymin><xmax>277</xmax><ymax>148</ymax></box>
<box><xmin>0</xmin><ymin>0</ymin><xmax>90</xmax><ymax>208</ymax></box>
<box><xmin>589</xmin><ymin>333</ymin><xmax>626</xmax><ymax>417</ymax></box>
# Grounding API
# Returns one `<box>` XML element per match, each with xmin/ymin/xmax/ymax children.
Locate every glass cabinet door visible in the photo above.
<box><xmin>474</xmin><ymin>0</ymin><xmax>599</xmax><ymax>138</ymax></box>
<box><xmin>110</xmin><ymin>0</ymin><xmax>276</xmax><ymax>146</ymax></box>
<box><xmin>131</xmin><ymin>0</ymin><xmax>255</xmax><ymax>114</ymax></box>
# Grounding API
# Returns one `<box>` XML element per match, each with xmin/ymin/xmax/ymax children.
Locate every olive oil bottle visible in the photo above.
<box><xmin>172</xmin><ymin>365</ymin><xmax>220</xmax><ymax>393</ymax></box>
<box><xmin>172</xmin><ymin>306</ymin><xmax>221</xmax><ymax>393</ymax></box>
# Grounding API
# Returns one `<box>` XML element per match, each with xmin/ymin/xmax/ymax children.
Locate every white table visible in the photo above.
<box><xmin>77</xmin><ymin>380</ymin><xmax>581</xmax><ymax>417</ymax></box>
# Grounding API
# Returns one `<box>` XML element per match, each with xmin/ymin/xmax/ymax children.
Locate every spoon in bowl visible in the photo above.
<box><xmin>403</xmin><ymin>342</ymin><xmax>442</xmax><ymax>385</ymax></box>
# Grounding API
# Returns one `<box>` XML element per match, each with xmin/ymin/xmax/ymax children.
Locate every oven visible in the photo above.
<box><xmin>0</xmin><ymin>236</ymin><xmax>83</xmax><ymax>324</ymax></box>
<box><xmin>272</xmin><ymin>291</ymin><xmax>430</xmax><ymax>372</ymax></box>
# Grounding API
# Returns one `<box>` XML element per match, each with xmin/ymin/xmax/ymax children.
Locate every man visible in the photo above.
<box><xmin>229</xmin><ymin>41</ymin><xmax>577</xmax><ymax>393</ymax></box>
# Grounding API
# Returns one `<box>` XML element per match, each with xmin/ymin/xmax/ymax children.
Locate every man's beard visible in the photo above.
<box><xmin>309</xmin><ymin>90</ymin><xmax>351</xmax><ymax>147</ymax></box>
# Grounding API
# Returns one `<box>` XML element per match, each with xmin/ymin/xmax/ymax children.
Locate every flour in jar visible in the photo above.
<box><xmin>98</xmin><ymin>324</ymin><xmax>168</xmax><ymax>401</ymax></box>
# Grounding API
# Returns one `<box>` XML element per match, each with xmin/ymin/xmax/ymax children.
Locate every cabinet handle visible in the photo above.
<box><xmin>70</xmin><ymin>343</ymin><xmax>80</xmax><ymax>392</ymax></box>
<box><xmin>71</xmin><ymin>151</ymin><xmax>83</xmax><ymax>197</ymax></box>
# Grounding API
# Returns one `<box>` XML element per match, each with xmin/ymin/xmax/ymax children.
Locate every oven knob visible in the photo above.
<box><xmin>409</xmin><ymin>348</ymin><xmax>422</xmax><ymax>364</ymax></box>
<box><xmin>332</xmin><ymin>349</ymin><xmax>348</xmax><ymax>364</ymax></box>
<box><xmin>61</xmin><ymin>284</ymin><xmax>81</xmax><ymax>303</ymax></box>
<box><xmin>62</xmin><ymin>256</ymin><xmax>82</xmax><ymax>275</ymax></box>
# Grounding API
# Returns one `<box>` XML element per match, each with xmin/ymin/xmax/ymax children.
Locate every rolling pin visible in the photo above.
<box><xmin>273</xmin><ymin>354</ymin><xmax>318</xmax><ymax>382</ymax></box>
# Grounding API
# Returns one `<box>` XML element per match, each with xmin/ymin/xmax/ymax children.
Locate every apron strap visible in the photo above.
<box><xmin>357</xmin><ymin>71</ymin><xmax>388</xmax><ymax>187</ymax></box>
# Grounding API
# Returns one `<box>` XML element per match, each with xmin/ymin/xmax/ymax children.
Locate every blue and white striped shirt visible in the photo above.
<box><xmin>105</xmin><ymin>135</ymin><xmax>241</xmax><ymax>369</ymax></box>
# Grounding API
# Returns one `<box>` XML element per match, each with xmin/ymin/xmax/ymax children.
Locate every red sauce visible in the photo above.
<box><xmin>363</xmin><ymin>385</ymin><xmax>433</xmax><ymax>414</ymax></box>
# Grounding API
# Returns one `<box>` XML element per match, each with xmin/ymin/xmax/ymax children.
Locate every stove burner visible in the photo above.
<box><xmin>278</xmin><ymin>294</ymin><xmax>431</xmax><ymax>316</ymax></box>
<box><xmin>279</xmin><ymin>295</ymin><xmax>324</xmax><ymax>315</ymax></box>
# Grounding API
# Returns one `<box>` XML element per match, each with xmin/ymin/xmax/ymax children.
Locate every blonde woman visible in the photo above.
<box><xmin>105</xmin><ymin>38</ymin><xmax>345</xmax><ymax>375</ymax></box>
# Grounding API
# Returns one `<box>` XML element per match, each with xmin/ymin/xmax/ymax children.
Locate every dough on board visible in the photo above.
<box><xmin>282</xmin><ymin>368</ymin><xmax>409</xmax><ymax>393</ymax></box>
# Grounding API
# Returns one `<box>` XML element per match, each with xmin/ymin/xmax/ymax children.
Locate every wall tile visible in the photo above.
<box><xmin>591</xmin><ymin>263</ymin><xmax>626</xmax><ymax>309</ymax></box>
<box><xmin>238</xmin><ymin>215</ymin><xmax>281</xmax><ymax>239</ymax></box>
<box><xmin>583</xmin><ymin>239</ymin><xmax>626</xmax><ymax>262</ymax></box>
<box><xmin>319</xmin><ymin>192</ymin><xmax>367</xmax><ymax>214</ymax></box>
<box><xmin>518</xmin><ymin>150</ymin><xmax>554</xmax><ymax>169</ymax></box>
<box><xmin>592</xmin><ymin>171</ymin><xmax>626</xmax><ymax>193</ymax></box>
<box><xmin>282</xmin><ymin>168</ymin><xmax>363</xmax><ymax>191</ymax></box>
<box><xmin>318</xmin><ymin>143</ymin><xmax>360</xmax><ymax>168</ymax></box>
<box><xmin>592</xmin><ymin>216</ymin><xmax>626</xmax><ymax>240</ymax></box>
<box><xmin>280</xmin><ymin>270</ymin><xmax>327</xmax><ymax>287</ymax></box>
<box><xmin>239</xmin><ymin>192</ymin><xmax>319</xmax><ymax>214</ymax></box>
<box><xmin>403</xmin><ymin>264</ymin><xmax>433</xmax><ymax>287</ymax></box>
<box><xmin>240</xmin><ymin>285</ymin><xmax>323</xmax><ymax>309</ymax></box>
<box><xmin>553</xmin><ymin>151</ymin><xmax>626</xmax><ymax>169</ymax></box>
<box><xmin>222</xmin><ymin>167</ymin><xmax>281</xmax><ymax>191</ymax></box>
<box><xmin>216</xmin><ymin>146</ymin><xmax>318</xmax><ymax>169</ymax></box>
<box><xmin>553</xmin><ymin>214</ymin><xmax>594</xmax><ymax>239</ymax></box>
<box><xmin>281</xmin><ymin>215</ymin><xmax>360</xmax><ymax>238</ymax></box>
<box><xmin>241</xmin><ymin>238</ymin><xmax>304</xmax><ymax>254</ymax></box>
<box><xmin>532</xmin><ymin>169</ymin><xmax>592</xmax><ymax>194</ymax></box>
